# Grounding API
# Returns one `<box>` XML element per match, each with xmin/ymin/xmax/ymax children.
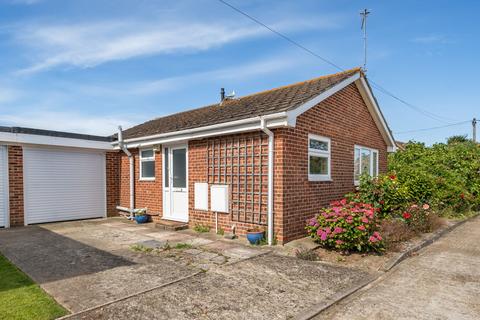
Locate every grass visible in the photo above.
<box><xmin>0</xmin><ymin>254</ymin><xmax>68</xmax><ymax>320</ymax></box>
<box><xmin>193</xmin><ymin>224</ymin><xmax>210</xmax><ymax>233</ymax></box>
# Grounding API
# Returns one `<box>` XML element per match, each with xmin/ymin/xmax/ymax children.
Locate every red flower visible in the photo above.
<box><xmin>389</xmin><ymin>174</ymin><xmax>397</xmax><ymax>180</ymax></box>
<box><xmin>403</xmin><ymin>212</ymin><xmax>411</xmax><ymax>219</ymax></box>
<box><xmin>460</xmin><ymin>193</ymin><xmax>465</xmax><ymax>199</ymax></box>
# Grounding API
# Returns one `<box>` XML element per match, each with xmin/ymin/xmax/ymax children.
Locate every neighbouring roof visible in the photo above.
<box><xmin>0</xmin><ymin>126</ymin><xmax>113</xmax><ymax>142</ymax></box>
<box><xmin>122</xmin><ymin>68</ymin><xmax>362</xmax><ymax>140</ymax></box>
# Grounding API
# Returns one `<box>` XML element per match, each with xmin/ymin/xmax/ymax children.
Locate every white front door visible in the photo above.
<box><xmin>163</xmin><ymin>145</ymin><xmax>188</xmax><ymax>222</ymax></box>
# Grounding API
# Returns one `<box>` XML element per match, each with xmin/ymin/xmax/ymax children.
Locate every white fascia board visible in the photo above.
<box><xmin>286</xmin><ymin>73</ymin><xmax>361</xmax><ymax>126</ymax></box>
<box><xmin>0</xmin><ymin>132</ymin><xmax>113</xmax><ymax>150</ymax></box>
<box><xmin>116</xmin><ymin>112</ymin><xmax>288</xmax><ymax>149</ymax></box>
<box><xmin>355</xmin><ymin>77</ymin><xmax>397</xmax><ymax>152</ymax></box>
<box><xmin>124</xmin><ymin>116</ymin><xmax>288</xmax><ymax>148</ymax></box>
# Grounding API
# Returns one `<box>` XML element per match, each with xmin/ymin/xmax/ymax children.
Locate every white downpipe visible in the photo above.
<box><xmin>260</xmin><ymin>117</ymin><xmax>274</xmax><ymax>246</ymax></box>
<box><xmin>118</xmin><ymin>126</ymin><xmax>135</xmax><ymax>217</ymax></box>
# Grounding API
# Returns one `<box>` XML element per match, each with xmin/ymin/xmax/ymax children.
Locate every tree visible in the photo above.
<box><xmin>447</xmin><ymin>135</ymin><xmax>469</xmax><ymax>144</ymax></box>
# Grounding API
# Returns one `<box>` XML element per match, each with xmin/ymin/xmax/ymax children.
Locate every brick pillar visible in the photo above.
<box><xmin>106</xmin><ymin>151</ymin><xmax>120</xmax><ymax>217</ymax></box>
<box><xmin>8</xmin><ymin>146</ymin><xmax>24</xmax><ymax>226</ymax></box>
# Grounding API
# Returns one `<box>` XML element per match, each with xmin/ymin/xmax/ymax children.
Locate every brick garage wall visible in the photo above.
<box><xmin>118</xmin><ymin>148</ymin><xmax>163</xmax><ymax>219</ymax></box>
<box><xmin>7</xmin><ymin>145</ymin><xmax>24</xmax><ymax>227</ymax></box>
<box><xmin>277</xmin><ymin>83</ymin><xmax>388</xmax><ymax>242</ymax></box>
<box><xmin>106</xmin><ymin>151</ymin><xmax>120</xmax><ymax>217</ymax></box>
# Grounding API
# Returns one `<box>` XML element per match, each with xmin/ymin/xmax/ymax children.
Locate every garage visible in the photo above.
<box><xmin>0</xmin><ymin>146</ymin><xmax>8</xmax><ymax>228</ymax></box>
<box><xmin>23</xmin><ymin>146</ymin><xmax>107</xmax><ymax>225</ymax></box>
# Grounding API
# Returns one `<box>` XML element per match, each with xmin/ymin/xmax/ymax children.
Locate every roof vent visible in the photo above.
<box><xmin>220</xmin><ymin>88</ymin><xmax>236</xmax><ymax>103</ymax></box>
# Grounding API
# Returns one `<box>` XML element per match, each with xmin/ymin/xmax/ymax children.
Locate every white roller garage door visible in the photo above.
<box><xmin>24</xmin><ymin>146</ymin><xmax>106</xmax><ymax>224</ymax></box>
<box><xmin>0</xmin><ymin>146</ymin><xmax>8</xmax><ymax>228</ymax></box>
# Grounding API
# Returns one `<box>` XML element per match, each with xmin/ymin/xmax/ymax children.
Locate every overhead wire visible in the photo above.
<box><xmin>216</xmin><ymin>0</ymin><xmax>459</xmax><ymax>127</ymax></box>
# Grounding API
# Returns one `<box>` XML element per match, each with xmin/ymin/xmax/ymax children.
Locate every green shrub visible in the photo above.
<box><xmin>388</xmin><ymin>140</ymin><xmax>480</xmax><ymax>215</ymax></box>
<box><xmin>306</xmin><ymin>199</ymin><xmax>384</xmax><ymax>253</ymax></box>
<box><xmin>347</xmin><ymin>174</ymin><xmax>411</xmax><ymax>218</ymax></box>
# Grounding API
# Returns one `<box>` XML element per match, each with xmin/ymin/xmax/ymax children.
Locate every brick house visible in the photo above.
<box><xmin>113</xmin><ymin>68</ymin><xmax>396</xmax><ymax>244</ymax></box>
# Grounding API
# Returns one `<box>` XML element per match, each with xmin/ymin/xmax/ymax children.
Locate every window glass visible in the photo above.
<box><xmin>141</xmin><ymin>161</ymin><xmax>155</xmax><ymax>178</ymax></box>
<box><xmin>372</xmin><ymin>151</ymin><xmax>378</xmax><ymax>176</ymax></box>
<box><xmin>172</xmin><ymin>148</ymin><xmax>186</xmax><ymax>188</ymax></box>
<box><xmin>354</xmin><ymin>148</ymin><xmax>361</xmax><ymax>181</ymax></box>
<box><xmin>164</xmin><ymin>148</ymin><xmax>169</xmax><ymax>187</ymax></box>
<box><xmin>309</xmin><ymin>139</ymin><xmax>329</xmax><ymax>151</ymax></box>
<box><xmin>140</xmin><ymin>149</ymin><xmax>155</xmax><ymax>179</ymax></box>
<box><xmin>141</xmin><ymin>149</ymin><xmax>154</xmax><ymax>158</ymax></box>
<box><xmin>309</xmin><ymin>155</ymin><xmax>328</xmax><ymax>175</ymax></box>
<box><xmin>354</xmin><ymin>146</ymin><xmax>378</xmax><ymax>184</ymax></box>
<box><xmin>361</xmin><ymin>149</ymin><xmax>371</xmax><ymax>176</ymax></box>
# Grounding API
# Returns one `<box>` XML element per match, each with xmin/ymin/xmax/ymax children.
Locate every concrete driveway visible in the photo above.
<box><xmin>0</xmin><ymin>218</ymin><xmax>372</xmax><ymax>319</ymax></box>
<box><xmin>316</xmin><ymin>216</ymin><xmax>480</xmax><ymax>320</ymax></box>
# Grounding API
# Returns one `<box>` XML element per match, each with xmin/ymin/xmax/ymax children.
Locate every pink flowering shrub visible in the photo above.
<box><xmin>306</xmin><ymin>199</ymin><xmax>384</xmax><ymax>253</ymax></box>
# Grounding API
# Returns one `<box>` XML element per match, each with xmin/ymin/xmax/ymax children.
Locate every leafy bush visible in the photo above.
<box><xmin>388</xmin><ymin>140</ymin><xmax>480</xmax><ymax>215</ymax></box>
<box><xmin>347</xmin><ymin>174</ymin><xmax>411</xmax><ymax>218</ymax></box>
<box><xmin>306</xmin><ymin>199</ymin><xmax>384</xmax><ymax>253</ymax></box>
<box><xmin>400</xmin><ymin>203</ymin><xmax>444</xmax><ymax>233</ymax></box>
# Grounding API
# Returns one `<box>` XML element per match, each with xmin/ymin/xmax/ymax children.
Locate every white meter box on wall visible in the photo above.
<box><xmin>210</xmin><ymin>184</ymin><xmax>229</xmax><ymax>213</ymax></box>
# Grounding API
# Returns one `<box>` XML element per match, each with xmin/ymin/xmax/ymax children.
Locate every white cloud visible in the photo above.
<box><xmin>0</xmin><ymin>111</ymin><xmax>142</xmax><ymax>136</ymax></box>
<box><xmin>14</xmin><ymin>20</ymin><xmax>268</xmax><ymax>74</ymax></box>
<box><xmin>13</xmin><ymin>13</ymin><xmax>340</xmax><ymax>75</ymax></box>
<box><xmin>411</xmin><ymin>34</ymin><xmax>451</xmax><ymax>44</ymax></box>
<box><xmin>130</xmin><ymin>55</ymin><xmax>301</xmax><ymax>95</ymax></box>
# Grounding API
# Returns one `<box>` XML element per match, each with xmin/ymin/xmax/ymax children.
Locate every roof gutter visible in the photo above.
<box><xmin>112</xmin><ymin>112</ymin><xmax>288</xmax><ymax>149</ymax></box>
<box><xmin>260</xmin><ymin>117</ymin><xmax>274</xmax><ymax>246</ymax></box>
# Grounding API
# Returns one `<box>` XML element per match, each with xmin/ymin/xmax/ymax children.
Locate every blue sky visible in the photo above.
<box><xmin>0</xmin><ymin>0</ymin><xmax>478</xmax><ymax>144</ymax></box>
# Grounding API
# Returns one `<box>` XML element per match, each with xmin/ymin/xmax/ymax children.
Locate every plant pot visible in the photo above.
<box><xmin>135</xmin><ymin>215</ymin><xmax>149</xmax><ymax>224</ymax></box>
<box><xmin>246</xmin><ymin>230</ymin><xmax>264</xmax><ymax>245</ymax></box>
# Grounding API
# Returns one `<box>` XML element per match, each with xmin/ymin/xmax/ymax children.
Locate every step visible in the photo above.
<box><xmin>154</xmin><ymin>219</ymin><xmax>189</xmax><ymax>231</ymax></box>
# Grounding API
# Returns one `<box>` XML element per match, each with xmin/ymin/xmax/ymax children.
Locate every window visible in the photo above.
<box><xmin>308</xmin><ymin>134</ymin><xmax>331</xmax><ymax>181</ymax></box>
<box><xmin>140</xmin><ymin>149</ymin><xmax>155</xmax><ymax>180</ymax></box>
<box><xmin>354</xmin><ymin>145</ymin><xmax>379</xmax><ymax>185</ymax></box>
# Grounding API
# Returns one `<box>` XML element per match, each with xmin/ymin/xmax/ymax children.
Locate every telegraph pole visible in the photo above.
<box><xmin>473</xmin><ymin>118</ymin><xmax>477</xmax><ymax>143</ymax></box>
<box><xmin>360</xmin><ymin>9</ymin><xmax>371</xmax><ymax>72</ymax></box>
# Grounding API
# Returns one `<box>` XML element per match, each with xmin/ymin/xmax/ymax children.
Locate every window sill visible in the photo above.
<box><xmin>139</xmin><ymin>178</ymin><xmax>156</xmax><ymax>182</ymax></box>
<box><xmin>308</xmin><ymin>175</ymin><xmax>332</xmax><ymax>182</ymax></box>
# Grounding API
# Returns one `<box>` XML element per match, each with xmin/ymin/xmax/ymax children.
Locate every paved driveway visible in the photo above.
<box><xmin>316</xmin><ymin>216</ymin><xmax>480</xmax><ymax>320</ymax></box>
<box><xmin>0</xmin><ymin>218</ymin><xmax>372</xmax><ymax>319</ymax></box>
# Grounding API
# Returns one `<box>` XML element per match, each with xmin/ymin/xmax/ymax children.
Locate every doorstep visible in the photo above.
<box><xmin>155</xmin><ymin>219</ymin><xmax>189</xmax><ymax>231</ymax></box>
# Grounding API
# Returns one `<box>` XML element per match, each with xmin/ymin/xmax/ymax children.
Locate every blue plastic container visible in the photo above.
<box><xmin>135</xmin><ymin>215</ymin><xmax>149</xmax><ymax>224</ymax></box>
<box><xmin>246</xmin><ymin>231</ymin><xmax>264</xmax><ymax>245</ymax></box>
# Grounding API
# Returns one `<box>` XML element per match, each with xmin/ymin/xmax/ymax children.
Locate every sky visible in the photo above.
<box><xmin>0</xmin><ymin>0</ymin><xmax>478</xmax><ymax>144</ymax></box>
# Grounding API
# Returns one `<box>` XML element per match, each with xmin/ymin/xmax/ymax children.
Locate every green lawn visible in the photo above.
<box><xmin>0</xmin><ymin>254</ymin><xmax>68</xmax><ymax>320</ymax></box>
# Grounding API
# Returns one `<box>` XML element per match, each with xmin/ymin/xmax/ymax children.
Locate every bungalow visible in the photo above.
<box><xmin>113</xmin><ymin>68</ymin><xmax>396</xmax><ymax>244</ymax></box>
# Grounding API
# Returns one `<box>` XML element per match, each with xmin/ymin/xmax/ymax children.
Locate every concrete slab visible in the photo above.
<box><xmin>120</xmin><ymin>226</ymin><xmax>151</xmax><ymax>232</ymax></box>
<box><xmin>316</xmin><ymin>216</ymin><xmax>480</xmax><ymax>320</ymax></box>
<box><xmin>66</xmin><ymin>254</ymin><xmax>372</xmax><ymax>320</ymax></box>
<box><xmin>0</xmin><ymin>223</ymin><xmax>198</xmax><ymax>313</ymax></box>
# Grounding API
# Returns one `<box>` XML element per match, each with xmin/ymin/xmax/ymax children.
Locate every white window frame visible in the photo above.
<box><xmin>308</xmin><ymin>134</ymin><xmax>331</xmax><ymax>182</ymax></box>
<box><xmin>139</xmin><ymin>148</ymin><xmax>155</xmax><ymax>181</ymax></box>
<box><xmin>354</xmin><ymin>145</ymin><xmax>379</xmax><ymax>186</ymax></box>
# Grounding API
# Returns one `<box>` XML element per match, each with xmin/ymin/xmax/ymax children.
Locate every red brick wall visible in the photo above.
<box><xmin>8</xmin><ymin>146</ymin><xmax>24</xmax><ymax>226</ymax></box>
<box><xmin>277</xmin><ymin>83</ymin><xmax>388</xmax><ymax>242</ymax></box>
<box><xmin>118</xmin><ymin>148</ymin><xmax>163</xmax><ymax>218</ymax></box>
<box><xmin>106</xmin><ymin>151</ymin><xmax>120</xmax><ymax>217</ymax></box>
<box><xmin>188</xmin><ymin>133</ymin><xmax>282</xmax><ymax>239</ymax></box>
